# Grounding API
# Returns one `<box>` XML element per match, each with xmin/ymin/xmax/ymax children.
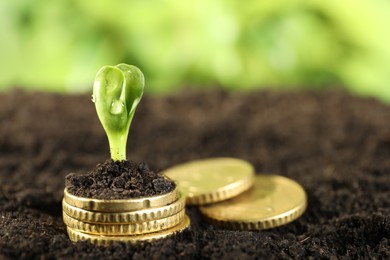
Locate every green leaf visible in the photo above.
<box><xmin>93</xmin><ymin>64</ymin><xmax>144</xmax><ymax>161</ymax></box>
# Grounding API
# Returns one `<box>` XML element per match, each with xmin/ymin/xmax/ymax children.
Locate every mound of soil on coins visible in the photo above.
<box><xmin>65</xmin><ymin>159</ymin><xmax>175</xmax><ymax>199</ymax></box>
<box><xmin>0</xmin><ymin>89</ymin><xmax>389</xmax><ymax>259</ymax></box>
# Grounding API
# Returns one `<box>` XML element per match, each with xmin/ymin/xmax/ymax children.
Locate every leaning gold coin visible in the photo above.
<box><xmin>164</xmin><ymin>158</ymin><xmax>255</xmax><ymax>205</ymax></box>
<box><xmin>199</xmin><ymin>175</ymin><xmax>307</xmax><ymax>230</ymax></box>
<box><xmin>67</xmin><ymin>215</ymin><xmax>191</xmax><ymax>246</ymax></box>
<box><xmin>62</xmin><ymin>193</ymin><xmax>185</xmax><ymax>223</ymax></box>
<box><xmin>63</xmin><ymin>187</ymin><xmax>180</xmax><ymax>212</ymax></box>
<box><xmin>63</xmin><ymin>209</ymin><xmax>185</xmax><ymax>235</ymax></box>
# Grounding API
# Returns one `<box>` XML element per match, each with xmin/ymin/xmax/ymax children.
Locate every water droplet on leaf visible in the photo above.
<box><xmin>110</xmin><ymin>100</ymin><xmax>124</xmax><ymax>115</ymax></box>
<box><xmin>91</xmin><ymin>94</ymin><xmax>96</xmax><ymax>103</ymax></box>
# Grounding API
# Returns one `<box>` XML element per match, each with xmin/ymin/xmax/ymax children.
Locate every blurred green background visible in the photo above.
<box><xmin>1</xmin><ymin>0</ymin><xmax>390</xmax><ymax>102</ymax></box>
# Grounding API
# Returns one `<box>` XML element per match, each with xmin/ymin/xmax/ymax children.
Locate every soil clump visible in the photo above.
<box><xmin>65</xmin><ymin>159</ymin><xmax>175</xmax><ymax>199</ymax></box>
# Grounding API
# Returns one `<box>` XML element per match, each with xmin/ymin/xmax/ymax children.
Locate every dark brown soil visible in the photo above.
<box><xmin>0</xmin><ymin>89</ymin><xmax>389</xmax><ymax>259</ymax></box>
<box><xmin>65</xmin><ymin>159</ymin><xmax>175</xmax><ymax>199</ymax></box>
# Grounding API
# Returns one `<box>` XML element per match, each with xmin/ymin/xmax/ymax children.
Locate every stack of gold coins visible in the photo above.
<box><xmin>164</xmin><ymin>158</ymin><xmax>307</xmax><ymax>230</ymax></box>
<box><xmin>62</xmin><ymin>187</ymin><xmax>190</xmax><ymax>246</ymax></box>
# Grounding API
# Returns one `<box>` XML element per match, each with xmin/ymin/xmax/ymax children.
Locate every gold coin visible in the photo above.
<box><xmin>66</xmin><ymin>215</ymin><xmax>191</xmax><ymax>246</ymax></box>
<box><xmin>62</xmin><ymin>193</ymin><xmax>185</xmax><ymax>223</ymax></box>
<box><xmin>199</xmin><ymin>175</ymin><xmax>307</xmax><ymax>230</ymax></box>
<box><xmin>63</xmin><ymin>187</ymin><xmax>180</xmax><ymax>212</ymax></box>
<box><xmin>63</xmin><ymin>209</ymin><xmax>185</xmax><ymax>235</ymax></box>
<box><xmin>164</xmin><ymin>158</ymin><xmax>255</xmax><ymax>205</ymax></box>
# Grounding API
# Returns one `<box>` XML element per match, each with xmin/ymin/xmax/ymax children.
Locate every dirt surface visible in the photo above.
<box><xmin>65</xmin><ymin>159</ymin><xmax>175</xmax><ymax>199</ymax></box>
<box><xmin>0</xmin><ymin>89</ymin><xmax>389</xmax><ymax>259</ymax></box>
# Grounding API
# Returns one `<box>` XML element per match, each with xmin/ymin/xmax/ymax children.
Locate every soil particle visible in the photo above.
<box><xmin>65</xmin><ymin>159</ymin><xmax>175</xmax><ymax>199</ymax></box>
<box><xmin>0</xmin><ymin>89</ymin><xmax>389</xmax><ymax>259</ymax></box>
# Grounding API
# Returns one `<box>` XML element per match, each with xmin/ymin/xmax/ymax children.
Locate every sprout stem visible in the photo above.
<box><xmin>108</xmin><ymin>132</ymin><xmax>128</xmax><ymax>161</ymax></box>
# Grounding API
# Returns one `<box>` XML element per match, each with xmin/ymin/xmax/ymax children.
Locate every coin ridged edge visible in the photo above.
<box><xmin>62</xmin><ymin>193</ymin><xmax>185</xmax><ymax>223</ymax></box>
<box><xmin>187</xmin><ymin>172</ymin><xmax>255</xmax><ymax>205</ymax></box>
<box><xmin>200</xmin><ymin>198</ymin><xmax>307</xmax><ymax>230</ymax></box>
<box><xmin>63</xmin><ymin>210</ymin><xmax>185</xmax><ymax>235</ymax></box>
<box><xmin>66</xmin><ymin>215</ymin><xmax>191</xmax><ymax>246</ymax></box>
<box><xmin>63</xmin><ymin>187</ymin><xmax>180</xmax><ymax>212</ymax></box>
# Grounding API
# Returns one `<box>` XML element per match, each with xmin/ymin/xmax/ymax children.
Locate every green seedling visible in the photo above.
<box><xmin>92</xmin><ymin>64</ymin><xmax>144</xmax><ymax>161</ymax></box>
